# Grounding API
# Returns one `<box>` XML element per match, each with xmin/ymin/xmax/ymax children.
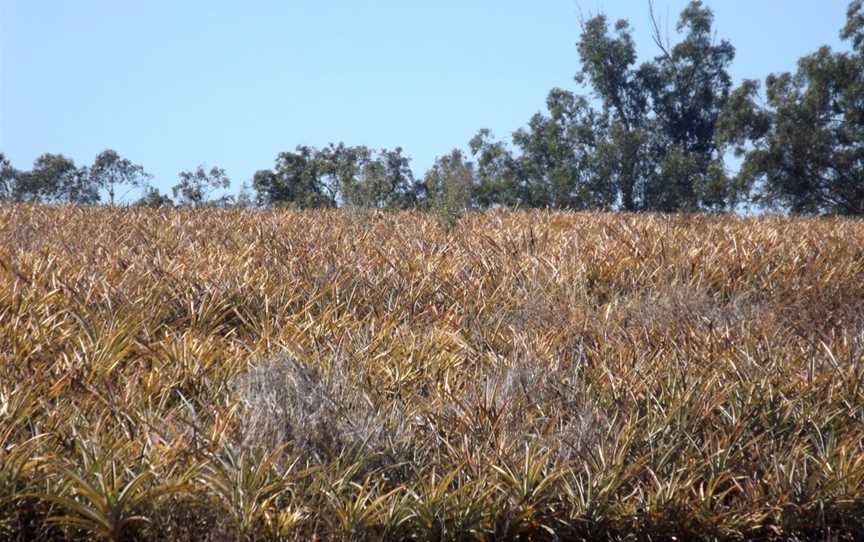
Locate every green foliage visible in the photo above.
<box><xmin>8</xmin><ymin>153</ymin><xmax>99</xmax><ymax>204</ymax></box>
<box><xmin>0</xmin><ymin>153</ymin><xmax>16</xmax><ymax>201</ymax></box>
<box><xmin>89</xmin><ymin>150</ymin><xmax>151</xmax><ymax>206</ymax></box>
<box><xmin>721</xmin><ymin>2</ymin><xmax>864</xmax><ymax>215</ymax></box>
<box><xmin>134</xmin><ymin>187</ymin><xmax>174</xmax><ymax>208</ymax></box>
<box><xmin>331</xmin><ymin>145</ymin><xmax>413</xmax><ymax>210</ymax></box>
<box><xmin>513</xmin><ymin>89</ymin><xmax>616</xmax><ymax>209</ymax></box>
<box><xmin>577</xmin><ymin>15</ymin><xmax>646</xmax><ymax>211</ymax></box>
<box><xmin>843</xmin><ymin>0</ymin><xmax>864</xmax><ymax>52</ymax></box>
<box><xmin>423</xmin><ymin>149</ymin><xmax>474</xmax><ymax>228</ymax></box>
<box><xmin>252</xmin><ymin>146</ymin><xmax>335</xmax><ymax>209</ymax></box>
<box><xmin>7</xmin><ymin>1</ymin><xmax>864</xmax><ymax>217</ymax></box>
<box><xmin>441</xmin><ymin>0</ymin><xmax>742</xmax><ymax>214</ymax></box>
<box><xmin>254</xmin><ymin>144</ymin><xmax>422</xmax><ymax>211</ymax></box>
<box><xmin>172</xmin><ymin>165</ymin><xmax>231</xmax><ymax>207</ymax></box>
<box><xmin>369</xmin><ymin>147</ymin><xmax>421</xmax><ymax>209</ymax></box>
<box><xmin>576</xmin><ymin>0</ymin><xmax>737</xmax><ymax>212</ymax></box>
<box><xmin>468</xmin><ymin>129</ymin><xmax>523</xmax><ymax>207</ymax></box>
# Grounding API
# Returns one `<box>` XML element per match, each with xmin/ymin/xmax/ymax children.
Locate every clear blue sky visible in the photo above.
<box><xmin>0</xmin><ymin>1</ymin><xmax>851</xmax><ymax>199</ymax></box>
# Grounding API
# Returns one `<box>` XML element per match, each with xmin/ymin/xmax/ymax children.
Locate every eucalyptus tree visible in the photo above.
<box><xmin>720</xmin><ymin>0</ymin><xmax>864</xmax><ymax>215</ymax></box>
<box><xmin>0</xmin><ymin>154</ymin><xmax>16</xmax><ymax>201</ymax></box>
<box><xmin>172</xmin><ymin>165</ymin><xmax>230</xmax><ymax>207</ymax></box>
<box><xmin>577</xmin><ymin>1</ymin><xmax>739</xmax><ymax>211</ymax></box>
<box><xmin>89</xmin><ymin>150</ymin><xmax>151</xmax><ymax>205</ymax></box>
<box><xmin>513</xmin><ymin>89</ymin><xmax>615</xmax><ymax>209</ymax></box>
<box><xmin>27</xmin><ymin>154</ymin><xmax>97</xmax><ymax>204</ymax></box>
<box><xmin>253</xmin><ymin>146</ymin><xmax>334</xmax><ymax>209</ymax></box>
<box><xmin>468</xmin><ymin>129</ymin><xmax>523</xmax><ymax>208</ymax></box>
<box><xmin>424</xmin><ymin>149</ymin><xmax>475</xmax><ymax>218</ymax></box>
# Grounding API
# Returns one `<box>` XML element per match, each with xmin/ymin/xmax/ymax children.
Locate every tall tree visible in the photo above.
<box><xmin>27</xmin><ymin>154</ymin><xmax>97</xmax><ymax>204</ymax></box>
<box><xmin>469</xmin><ymin>129</ymin><xmax>523</xmax><ymax>207</ymax></box>
<box><xmin>513</xmin><ymin>89</ymin><xmax>615</xmax><ymax>209</ymax></box>
<box><xmin>172</xmin><ymin>165</ymin><xmax>230</xmax><ymax>207</ymax></box>
<box><xmin>639</xmin><ymin>0</ymin><xmax>736</xmax><ymax>211</ymax></box>
<box><xmin>577</xmin><ymin>15</ymin><xmax>647</xmax><ymax>211</ymax></box>
<box><xmin>338</xmin><ymin>146</ymin><xmax>419</xmax><ymax>209</ymax></box>
<box><xmin>89</xmin><ymin>150</ymin><xmax>151</xmax><ymax>205</ymax></box>
<box><xmin>316</xmin><ymin>143</ymin><xmax>372</xmax><ymax>209</ymax></box>
<box><xmin>720</xmin><ymin>0</ymin><xmax>864</xmax><ymax>214</ymax></box>
<box><xmin>255</xmin><ymin>144</ymin><xmax>422</xmax><ymax>209</ymax></box>
<box><xmin>577</xmin><ymin>1</ymin><xmax>738</xmax><ymax>212</ymax></box>
<box><xmin>253</xmin><ymin>146</ymin><xmax>335</xmax><ymax>209</ymax></box>
<box><xmin>251</xmin><ymin>169</ymin><xmax>281</xmax><ymax>207</ymax></box>
<box><xmin>376</xmin><ymin>147</ymin><xmax>422</xmax><ymax>209</ymax></box>
<box><xmin>0</xmin><ymin>154</ymin><xmax>16</xmax><ymax>201</ymax></box>
<box><xmin>423</xmin><ymin>149</ymin><xmax>475</xmax><ymax>218</ymax></box>
<box><xmin>317</xmin><ymin>143</ymin><xmax>420</xmax><ymax>208</ymax></box>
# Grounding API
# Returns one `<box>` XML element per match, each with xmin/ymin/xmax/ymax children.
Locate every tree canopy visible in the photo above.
<box><xmin>90</xmin><ymin>150</ymin><xmax>151</xmax><ymax>205</ymax></box>
<box><xmin>172</xmin><ymin>165</ymin><xmax>231</xmax><ymax>207</ymax></box>
<box><xmin>720</xmin><ymin>0</ymin><xmax>864</xmax><ymax>215</ymax></box>
<box><xmin>4</xmin><ymin>1</ymin><xmax>863</xmax><ymax>216</ymax></box>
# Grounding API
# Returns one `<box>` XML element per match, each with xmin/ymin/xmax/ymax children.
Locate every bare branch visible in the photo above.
<box><xmin>576</xmin><ymin>0</ymin><xmax>586</xmax><ymax>31</ymax></box>
<box><xmin>648</xmin><ymin>0</ymin><xmax>673</xmax><ymax>62</ymax></box>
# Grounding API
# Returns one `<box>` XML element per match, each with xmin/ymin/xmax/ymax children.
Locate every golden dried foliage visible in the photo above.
<box><xmin>1</xmin><ymin>204</ymin><xmax>863</xmax><ymax>541</ymax></box>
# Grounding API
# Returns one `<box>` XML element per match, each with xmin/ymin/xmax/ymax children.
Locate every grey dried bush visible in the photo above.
<box><xmin>340</xmin><ymin>201</ymin><xmax>376</xmax><ymax>229</ymax></box>
<box><xmin>615</xmin><ymin>283</ymin><xmax>767</xmax><ymax>336</ymax></box>
<box><xmin>499</xmin><ymin>362</ymin><xmax>610</xmax><ymax>463</ymax></box>
<box><xmin>234</xmin><ymin>355</ymin><xmax>414</xmax><ymax>469</ymax></box>
<box><xmin>433</xmin><ymin>358</ymin><xmax>612</xmax><ymax>466</ymax></box>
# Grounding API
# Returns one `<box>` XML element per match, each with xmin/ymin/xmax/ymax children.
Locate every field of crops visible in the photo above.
<box><xmin>1</xmin><ymin>205</ymin><xmax>863</xmax><ymax>541</ymax></box>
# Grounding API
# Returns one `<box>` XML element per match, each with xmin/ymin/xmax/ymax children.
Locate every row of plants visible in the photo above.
<box><xmin>1</xmin><ymin>205</ymin><xmax>863</xmax><ymax>540</ymax></box>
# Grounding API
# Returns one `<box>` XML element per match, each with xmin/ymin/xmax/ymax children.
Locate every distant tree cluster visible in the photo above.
<box><xmin>2</xmin><ymin>1</ymin><xmax>862</xmax><ymax>215</ymax></box>
<box><xmin>251</xmin><ymin>144</ymin><xmax>422</xmax><ymax>210</ymax></box>
<box><xmin>0</xmin><ymin>150</ymin><xmax>239</xmax><ymax>209</ymax></box>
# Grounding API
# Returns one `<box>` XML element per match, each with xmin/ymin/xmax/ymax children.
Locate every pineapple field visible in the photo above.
<box><xmin>1</xmin><ymin>205</ymin><xmax>863</xmax><ymax>541</ymax></box>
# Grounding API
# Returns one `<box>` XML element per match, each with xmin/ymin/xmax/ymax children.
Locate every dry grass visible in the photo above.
<box><xmin>1</xmin><ymin>204</ymin><xmax>863</xmax><ymax>541</ymax></box>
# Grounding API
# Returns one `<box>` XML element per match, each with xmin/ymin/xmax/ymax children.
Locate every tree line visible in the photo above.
<box><xmin>2</xmin><ymin>1</ymin><xmax>862</xmax><ymax>215</ymax></box>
